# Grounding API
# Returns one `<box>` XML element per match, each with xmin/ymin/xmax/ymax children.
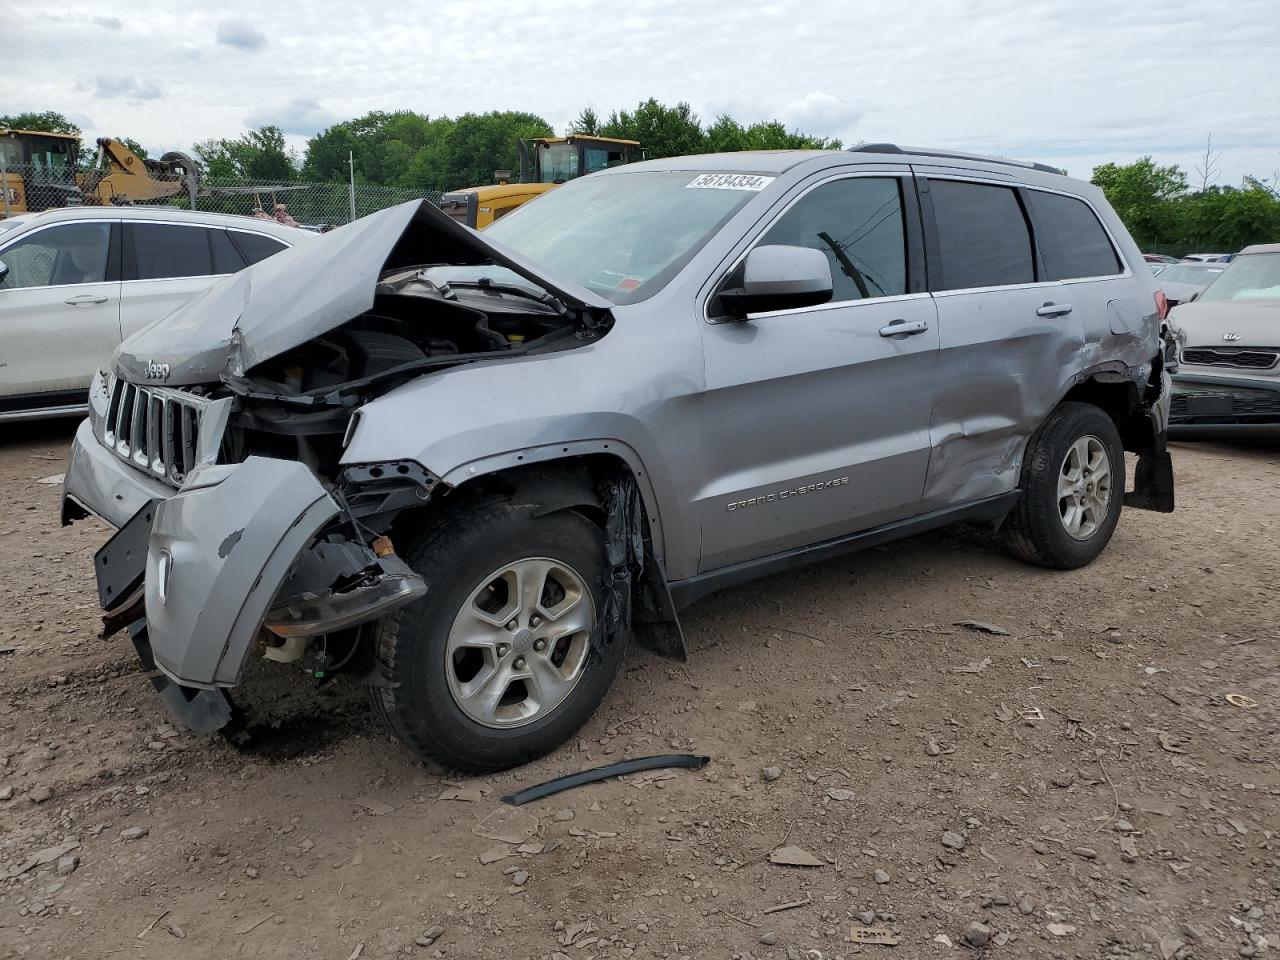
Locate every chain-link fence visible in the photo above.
<box><xmin>0</xmin><ymin>162</ymin><xmax>443</xmax><ymax>227</ymax></box>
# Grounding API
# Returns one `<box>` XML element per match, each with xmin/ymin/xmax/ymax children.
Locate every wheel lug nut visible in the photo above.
<box><xmin>514</xmin><ymin>656</ymin><xmax>526</xmax><ymax>670</ymax></box>
<box><xmin>530</xmin><ymin>616</ymin><xmax>541</xmax><ymax>628</ymax></box>
<box><xmin>497</xmin><ymin>644</ymin><xmax>509</xmax><ymax>657</ymax></box>
<box><xmin>533</xmin><ymin>638</ymin><xmax>546</xmax><ymax>652</ymax></box>
<box><xmin>506</xmin><ymin>620</ymin><xmax>518</xmax><ymax>631</ymax></box>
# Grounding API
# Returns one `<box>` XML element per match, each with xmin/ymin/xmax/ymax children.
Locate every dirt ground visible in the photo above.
<box><xmin>1</xmin><ymin>420</ymin><xmax>1276</xmax><ymax>960</ymax></box>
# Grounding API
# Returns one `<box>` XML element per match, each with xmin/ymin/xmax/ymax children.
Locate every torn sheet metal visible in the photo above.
<box><xmin>598</xmin><ymin>471</ymin><xmax>647</xmax><ymax>650</ymax></box>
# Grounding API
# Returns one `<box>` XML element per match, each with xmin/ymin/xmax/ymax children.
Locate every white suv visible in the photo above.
<box><xmin>0</xmin><ymin>207</ymin><xmax>309</xmax><ymax>422</ymax></box>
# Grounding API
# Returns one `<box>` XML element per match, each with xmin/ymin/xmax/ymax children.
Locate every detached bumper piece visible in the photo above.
<box><xmin>127</xmin><ymin>620</ymin><xmax>233</xmax><ymax>734</ymax></box>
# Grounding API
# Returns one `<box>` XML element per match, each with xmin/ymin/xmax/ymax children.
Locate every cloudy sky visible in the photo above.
<box><xmin>5</xmin><ymin>0</ymin><xmax>1279</xmax><ymax>185</ymax></box>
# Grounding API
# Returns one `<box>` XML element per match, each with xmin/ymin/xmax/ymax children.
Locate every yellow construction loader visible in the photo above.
<box><xmin>439</xmin><ymin>134</ymin><xmax>641</xmax><ymax>229</ymax></box>
<box><xmin>0</xmin><ymin>130</ymin><xmax>198</xmax><ymax>217</ymax></box>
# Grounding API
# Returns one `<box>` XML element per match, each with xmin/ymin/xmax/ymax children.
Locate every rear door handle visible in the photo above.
<box><xmin>879</xmin><ymin>319</ymin><xmax>929</xmax><ymax>337</ymax></box>
<box><xmin>1036</xmin><ymin>302</ymin><xmax>1072</xmax><ymax>317</ymax></box>
<box><xmin>65</xmin><ymin>294</ymin><xmax>108</xmax><ymax>305</ymax></box>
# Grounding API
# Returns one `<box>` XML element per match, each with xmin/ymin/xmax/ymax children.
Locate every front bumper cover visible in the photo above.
<box><xmin>84</xmin><ymin>454</ymin><xmax>426</xmax><ymax>732</ymax></box>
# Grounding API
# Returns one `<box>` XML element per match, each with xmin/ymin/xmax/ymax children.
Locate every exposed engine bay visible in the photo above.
<box><xmin>221</xmin><ymin>267</ymin><xmax>602</xmax><ymax>477</ymax></box>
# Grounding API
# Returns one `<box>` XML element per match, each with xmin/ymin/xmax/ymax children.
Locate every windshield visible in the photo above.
<box><xmin>1199</xmin><ymin>252</ymin><xmax>1280</xmax><ymax>302</ymax></box>
<box><xmin>1158</xmin><ymin>263</ymin><xmax>1226</xmax><ymax>285</ymax></box>
<box><xmin>482</xmin><ymin>170</ymin><xmax>763</xmax><ymax>303</ymax></box>
<box><xmin>537</xmin><ymin>143</ymin><xmax>577</xmax><ymax>183</ymax></box>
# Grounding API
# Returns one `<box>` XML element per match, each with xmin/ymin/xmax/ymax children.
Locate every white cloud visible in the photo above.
<box><xmin>4</xmin><ymin>0</ymin><xmax>1277</xmax><ymax>184</ymax></box>
<box><xmin>216</xmin><ymin>20</ymin><xmax>267</xmax><ymax>50</ymax></box>
<box><xmin>245</xmin><ymin>97</ymin><xmax>342</xmax><ymax>136</ymax></box>
<box><xmin>85</xmin><ymin>75</ymin><xmax>164</xmax><ymax>102</ymax></box>
<box><xmin>91</xmin><ymin>15</ymin><xmax>122</xmax><ymax>30</ymax></box>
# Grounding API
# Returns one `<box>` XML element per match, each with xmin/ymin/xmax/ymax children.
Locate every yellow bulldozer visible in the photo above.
<box><xmin>439</xmin><ymin>134</ymin><xmax>641</xmax><ymax>229</ymax></box>
<box><xmin>0</xmin><ymin>129</ymin><xmax>198</xmax><ymax>217</ymax></box>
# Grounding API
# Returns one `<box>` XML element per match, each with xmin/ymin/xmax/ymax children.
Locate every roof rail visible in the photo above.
<box><xmin>848</xmin><ymin>142</ymin><xmax>1065</xmax><ymax>176</ymax></box>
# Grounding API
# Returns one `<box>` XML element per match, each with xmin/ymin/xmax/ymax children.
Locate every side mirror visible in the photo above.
<box><xmin>0</xmin><ymin>259</ymin><xmax>8</xmax><ymax>285</ymax></box>
<box><xmin>720</xmin><ymin>245</ymin><xmax>833</xmax><ymax>317</ymax></box>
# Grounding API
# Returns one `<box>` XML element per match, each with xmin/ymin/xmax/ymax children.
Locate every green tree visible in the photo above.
<box><xmin>568</xmin><ymin>107</ymin><xmax>601</xmax><ymax>136</ymax></box>
<box><xmin>705</xmin><ymin>115</ymin><xmax>841</xmax><ymax>152</ymax></box>
<box><xmin>194</xmin><ymin>125</ymin><xmax>297</xmax><ymax>181</ymax></box>
<box><xmin>601</xmin><ymin>99</ymin><xmax>706</xmax><ymax>158</ymax></box>
<box><xmin>434</xmin><ymin>111</ymin><xmax>554</xmax><ymax>190</ymax></box>
<box><xmin>0</xmin><ymin>111</ymin><xmax>80</xmax><ymax>135</ymax></box>
<box><xmin>1090</xmin><ymin>157</ymin><xmax>1187</xmax><ymax>248</ymax></box>
<box><xmin>303</xmin><ymin>110</ymin><xmax>454</xmax><ymax>188</ymax></box>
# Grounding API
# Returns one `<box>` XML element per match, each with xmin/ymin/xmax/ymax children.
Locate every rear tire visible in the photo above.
<box><xmin>369</xmin><ymin>498</ymin><xmax>626</xmax><ymax>773</ymax></box>
<box><xmin>1002</xmin><ymin>402</ymin><xmax>1125</xmax><ymax>569</ymax></box>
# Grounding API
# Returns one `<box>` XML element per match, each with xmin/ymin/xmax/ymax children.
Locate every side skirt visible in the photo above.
<box><xmin>667</xmin><ymin>492</ymin><xmax>1021</xmax><ymax>611</ymax></box>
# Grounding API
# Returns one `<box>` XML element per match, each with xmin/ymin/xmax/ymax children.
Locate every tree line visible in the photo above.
<box><xmin>6</xmin><ymin>107</ymin><xmax>1278</xmax><ymax>252</ymax></box>
<box><xmin>1090</xmin><ymin>156</ymin><xmax>1280</xmax><ymax>255</ymax></box>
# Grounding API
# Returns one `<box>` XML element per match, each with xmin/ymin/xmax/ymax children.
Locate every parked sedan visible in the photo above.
<box><xmin>0</xmin><ymin>207</ymin><xmax>309</xmax><ymax>422</ymax></box>
<box><xmin>1154</xmin><ymin>260</ymin><xmax>1229</xmax><ymax>306</ymax></box>
<box><xmin>1169</xmin><ymin>243</ymin><xmax>1280</xmax><ymax>437</ymax></box>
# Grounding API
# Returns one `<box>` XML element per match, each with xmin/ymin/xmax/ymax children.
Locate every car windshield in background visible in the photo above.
<box><xmin>1158</xmin><ymin>263</ymin><xmax>1226</xmax><ymax>284</ymax></box>
<box><xmin>483</xmin><ymin>170</ymin><xmax>765</xmax><ymax>303</ymax></box>
<box><xmin>1198</xmin><ymin>252</ymin><xmax>1280</xmax><ymax>301</ymax></box>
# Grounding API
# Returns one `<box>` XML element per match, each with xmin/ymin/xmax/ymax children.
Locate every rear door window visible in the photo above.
<box><xmin>929</xmin><ymin>180</ymin><xmax>1034</xmax><ymax>290</ymax></box>
<box><xmin>1024</xmin><ymin>189</ymin><xmax>1121</xmax><ymax>279</ymax></box>
<box><xmin>127</xmin><ymin>223</ymin><xmax>215</xmax><ymax>280</ymax></box>
<box><xmin>759</xmin><ymin>177</ymin><xmax>908</xmax><ymax>302</ymax></box>
<box><xmin>229</xmin><ymin>230</ymin><xmax>288</xmax><ymax>265</ymax></box>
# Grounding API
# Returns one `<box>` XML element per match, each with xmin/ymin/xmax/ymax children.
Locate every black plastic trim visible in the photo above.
<box><xmin>668</xmin><ymin>492</ymin><xmax>1021</xmax><ymax>610</ymax></box>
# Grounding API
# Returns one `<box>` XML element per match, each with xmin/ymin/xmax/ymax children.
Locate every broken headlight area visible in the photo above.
<box><xmin>264</xmin><ymin>534</ymin><xmax>424</xmax><ymax>640</ymax></box>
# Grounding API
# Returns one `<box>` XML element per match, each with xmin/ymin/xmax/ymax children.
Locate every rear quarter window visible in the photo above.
<box><xmin>929</xmin><ymin>180</ymin><xmax>1034</xmax><ymax>290</ymax></box>
<box><xmin>1024</xmin><ymin>190</ymin><xmax>1122</xmax><ymax>279</ymax></box>
<box><xmin>229</xmin><ymin>230</ymin><xmax>288</xmax><ymax>266</ymax></box>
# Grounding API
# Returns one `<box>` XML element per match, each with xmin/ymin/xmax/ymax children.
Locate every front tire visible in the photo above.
<box><xmin>369</xmin><ymin>498</ymin><xmax>626</xmax><ymax>773</ymax></box>
<box><xmin>1003</xmin><ymin>402</ymin><xmax>1125</xmax><ymax>569</ymax></box>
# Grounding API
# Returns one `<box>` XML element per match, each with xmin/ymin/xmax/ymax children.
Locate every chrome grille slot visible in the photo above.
<box><xmin>1181</xmin><ymin>347</ymin><xmax>1279</xmax><ymax>370</ymax></box>
<box><xmin>102</xmin><ymin>376</ymin><xmax>219</xmax><ymax>487</ymax></box>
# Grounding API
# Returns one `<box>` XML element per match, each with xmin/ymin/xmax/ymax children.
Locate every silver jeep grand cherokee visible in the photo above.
<box><xmin>63</xmin><ymin>145</ymin><xmax>1174</xmax><ymax>772</ymax></box>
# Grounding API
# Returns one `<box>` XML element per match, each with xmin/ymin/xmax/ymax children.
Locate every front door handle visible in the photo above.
<box><xmin>65</xmin><ymin>294</ymin><xmax>108</xmax><ymax>306</ymax></box>
<box><xmin>879</xmin><ymin>318</ymin><xmax>929</xmax><ymax>337</ymax></box>
<box><xmin>1036</xmin><ymin>302</ymin><xmax>1073</xmax><ymax>317</ymax></box>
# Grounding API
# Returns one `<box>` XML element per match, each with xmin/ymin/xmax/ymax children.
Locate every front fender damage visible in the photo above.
<box><xmin>131</xmin><ymin>456</ymin><xmax>425</xmax><ymax>732</ymax></box>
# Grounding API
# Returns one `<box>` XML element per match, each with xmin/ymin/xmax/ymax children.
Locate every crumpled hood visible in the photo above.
<box><xmin>114</xmin><ymin>199</ymin><xmax>613</xmax><ymax>385</ymax></box>
<box><xmin>1170</xmin><ymin>297</ymin><xmax>1280</xmax><ymax>350</ymax></box>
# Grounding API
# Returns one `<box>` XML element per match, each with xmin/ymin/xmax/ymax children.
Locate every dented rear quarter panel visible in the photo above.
<box><xmin>918</xmin><ymin>170</ymin><xmax>1161</xmax><ymax>508</ymax></box>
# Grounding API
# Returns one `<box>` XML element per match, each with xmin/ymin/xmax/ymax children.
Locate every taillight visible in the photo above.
<box><xmin>1154</xmin><ymin>290</ymin><xmax>1169</xmax><ymax>321</ymax></box>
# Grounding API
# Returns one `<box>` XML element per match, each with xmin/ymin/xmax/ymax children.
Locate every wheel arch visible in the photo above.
<box><xmin>388</xmin><ymin>444</ymin><xmax>686</xmax><ymax>661</ymax></box>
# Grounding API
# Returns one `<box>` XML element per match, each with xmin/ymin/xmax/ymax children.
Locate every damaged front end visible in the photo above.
<box><xmin>81</xmin><ymin>200</ymin><xmax>619</xmax><ymax>735</ymax></box>
<box><xmin>98</xmin><ymin>456</ymin><xmax>433</xmax><ymax>732</ymax></box>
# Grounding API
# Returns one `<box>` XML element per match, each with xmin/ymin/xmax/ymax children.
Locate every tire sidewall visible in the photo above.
<box><xmin>380</xmin><ymin>507</ymin><xmax>625</xmax><ymax>770</ymax></box>
<box><xmin>1025</xmin><ymin>405</ymin><xmax>1125</xmax><ymax>567</ymax></box>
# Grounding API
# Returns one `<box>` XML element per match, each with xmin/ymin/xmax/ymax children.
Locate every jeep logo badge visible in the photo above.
<box><xmin>144</xmin><ymin>360</ymin><xmax>171</xmax><ymax>381</ymax></box>
<box><xmin>1222</xmin><ymin>333</ymin><xmax>1242</xmax><ymax>342</ymax></box>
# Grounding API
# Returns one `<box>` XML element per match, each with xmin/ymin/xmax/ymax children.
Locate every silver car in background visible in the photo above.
<box><xmin>1169</xmin><ymin>243</ymin><xmax>1280</xmax><ymax>437</ymax></box>
<box><xmin>1154</xmin><ymin>259</ymin><xmax>1229</xmax><ymax>307</ymax></box>
<box><xmin>62</xmin><ymin>145</ymin><xmax>1174</xmax><ymax>772</ymax></box>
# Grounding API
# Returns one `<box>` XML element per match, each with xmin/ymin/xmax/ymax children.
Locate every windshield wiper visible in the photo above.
<box><xmin>441</xmin><ymin>276</ymin><xmax>566</xmax><ymax>315</ymax></box>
